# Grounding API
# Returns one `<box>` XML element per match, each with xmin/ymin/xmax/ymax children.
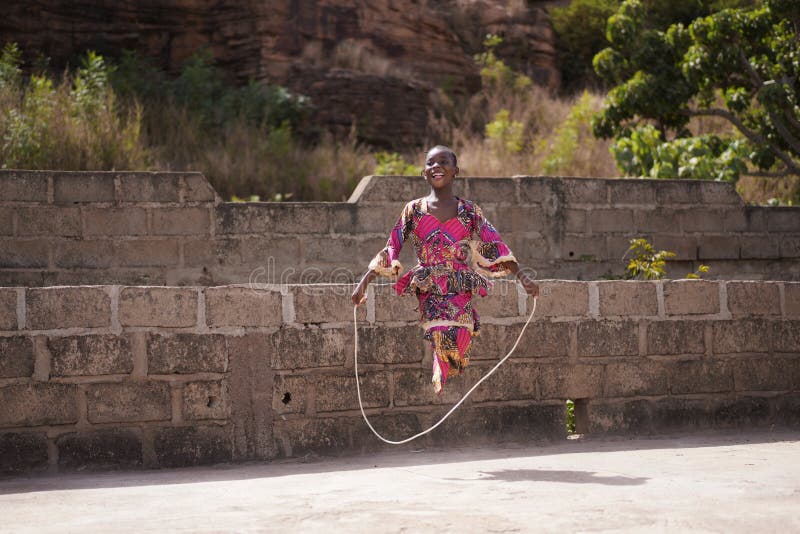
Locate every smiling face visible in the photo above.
<box><xmin>423</xmin><ymin>147</ymin><xmax>459</xmax><ymax>190</ymax></box>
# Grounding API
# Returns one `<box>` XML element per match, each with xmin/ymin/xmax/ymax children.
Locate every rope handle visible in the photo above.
<box><xmin>353</xmin><ymin>296</ymin><xmax>538</xmax><ymax>445</ymax></box>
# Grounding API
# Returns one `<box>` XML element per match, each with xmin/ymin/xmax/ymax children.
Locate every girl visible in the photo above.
<box><xmin>351</xmin><ymin>145</ymin><xmax>539</xmax><ymax>394</ymax></box>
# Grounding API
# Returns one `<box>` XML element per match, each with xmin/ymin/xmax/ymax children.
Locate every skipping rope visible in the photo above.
<box><xmin>353</xmin><ymin>295</ymin><xmax>538</xmax><ymax>445</ymax></box>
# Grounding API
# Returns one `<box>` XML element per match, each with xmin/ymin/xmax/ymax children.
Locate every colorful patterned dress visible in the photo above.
<box><xmin>368</xmin><ymin>197</ymin><xmax>517</xmax><ymax>393</ymax></box>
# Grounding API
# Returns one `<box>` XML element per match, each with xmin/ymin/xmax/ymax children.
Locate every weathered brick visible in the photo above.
<box><xmin>563</xmin><ymin>178</ymin><xmax>607</xmax><ymax>204</ymax></box>
<box><xmin>713</xmin><ymin>319</ymin><xmax>770</xmax><ymax>354</ymax></box>
<box><xmin>652</xmin><ymin>235</ymin><xmax>697</xmax><ymax>261</ymax></box>
<box><xmin>84</xmin><ymin>207</ymin><xmax>147</xmax><ymax>236</ymax></box>
<box><xmin>316</xmin><ymin>372</ymin><xmax>389</xmax><ymax>412</ymax></box>
<box><xmin>647</xmin><ymin>320</ymin><xmax>705</xmax><ymax>355</ymax></box>
<box><xmin>0</xmin><ymin>432</ymin><xmax>49</xmax><ymax>474</ymax></box>
<box><xmin>331</xmin><ymin>204</ymin><xmax>399</xmax><ymax>234</ymax></box>
<box><xmin>291</xmin><ymin>285</ymin><xmax>366</xmax><ymax>324</ymax></box>
<box><xmin>271</xmin><ymin>327</ymin><xmax>349</xmax><ymax>369</ymax></box>
<box><xmin>115</xmin><ymin>239</ymin><xmax>179</xmax><ymax>267</ymax></box>
<box><xmin>151</xmin><ymin>207</ymin><xmax>210</xmax><ymax>236</ymax></box>
<box><xmin>0</xmin><ymin>171</ymin><xmax>48</xmax><ymax>201</ymax></box>
<box><xmin>739</xmin><ymin>235</ymin><xmax>780</xmax><ymax>259</ymax></box>
<box><xmin>726</xmin><ymin>281</ymin><xmax>780</xmax><ymax>316</ymax></box>
<box><xmin>57</xmin><ymin>429</ymin><xmax>142</xmax><ymax>470</ymax></box>
<box><xmin>0</xmin><ymin>239</ymin><xmax>49</xmax><ymax>268</ymax></box>
<box><xmin>506</xmin><ymin>205</ymin><xmax>546</xmax><ymax>235</ymax></box>
<box><xmin>577</xmin><ymin>320</ymin><xmax>638</xmax><ymax>357</ymax></box>
<box><xmin>205</xmin><ymin>286</ymin><xmax>282</xmax><ymax>327</ymax></box>
<box><xmin>374</xmin><ymin>284</ymin><xmax>418</xmax><ymax>322</ymax></box>
<box><xmin>564</xmin><ymin>209</ymin><xmax>586</xmax><ymax>233</ymax></box>
<box><xmin>119</xmin><ymin>287</ymin><xmax>198</xmax><ymax>327</ymax></box>
<box><xmin>609</xmin><ymin>179</ymin><xmax>656</xmax><ymax>205</ymax></box>
<box><xmin>664</xmin><ymin>280</ymin><xmax>720</xmax><ymax>315</ymax></box>
<box><xmin>0</xmin><ymin>208</ymin><xmax>14</xmax><ymax>236</ymax></box>
<box><xmin>697</xmin><ymin>236</ymin><xmax>740</xmax><ymax>260</ymax></box>
<box><xmin>534</xmin><ymin>281</ymin><xmax>589</xmax><ymax>317</ymax></box>
<box><xmin>215</xmin><ymin>204</ymin><xmax>272</xmax><ymax>234</ymax></box>
<box><xmin>469</xmin><ymin>178</ymin><xmax>517</xmax><ymax>204</ymax></box>
<box><xmin>0</xmin><ymin>337</ymin><xmax>34</xmax><ymax>378</ymax></box>
<box><xmin>183</xmin><ymin>380</ymin><xmax>230</xmax><ymax>420</ymax></box>
<box><xmin>116</xmin><ymin>173</ymin><xmax>180</xmax><ymax>202</ymax></box>
<box><xmin>0</xmin><ymin>289</ymin><xmax>18</xmax><ymax>330</ymax></box>
<box><xmin>17</xmin><ymin>207</ymin><xmax>81</xmax><ymax>237</ymax></box>
<box><xmin>587</xmin><ymin>399</ymin><xmax>653</xmax><ymax>434</ymax></box>
<box><xmin>154</xmin><ymin>425</ymin><xmax>232</xmax><ymax>467</ymax></box>
<box><xmin>147</xmin><ymin>334</ymin><xmax>227</xmax><ymax>374</ymax></box>
<box><xmin>669</xmin><ymin>359</ymin><xmax>734</xmax><ymax>394</ymax></box>
<box><xmin>655</xmin><ymin>181</ymin><xmax>702</xmax><ymax>204</ymax></box>
<box><xmin>0</xmin><ymin>383</ymin><xmax>78</xmax><ymax>426</ymax></box>
<box><xmin>786</xmin><ymin>283</ymin><xmax>800</xmax><ymax>317</ymax></box>
<box><xmin>598</xmin><ymin>281</ymin><xmax>658</xmax><ymax>316</ymax></box>
<box><xmin>52</xmin><ymin>240</ymin><xmax>114</xmax><ymax>269</ymax></box>
<box><xmin>604</xmin><ymin>362</ymin><xmax>668</xmax><ymax>397</ymax></box>
<box><xmin>204</xmin><ymin>236</ymin><xmax>302</xmax><ymax>267</ymax></box>
<box><xmin>49</xmin><ymin>335</ymin><xmax>132</xmax><ymax>377</ymax></box>
<box><xmin>587</xmin><ymin>208</ymin><xmax>633</xmax><ymax>233</ymax></box>
<box><xmin>272</xmin><ymin>416</ymin><xmax>352</xmax><ymax>457</ymax></box>
<box><xmin>701</xmin><ymin>182</ymin><xmax>742</xmax><ymax>205</ymax></box>
<box><xmin>430</xmin><ymin>403</ymin><xmax>566</xmax><ymax>445</ymax></box>
<box><xmin>393</xmin><ymin>368</ymin><xmax>456</xmax><ymax>406</ymax></box>
<box><xmin>467</xmin><ymin>362</ymin><xmax>539</xmax><ymax>403</ymax></box>
<box><xmin>538</xmin><ymin>364</ymin><xmax>603</xmax><ymax>399</ymax></box>
<box><xmin>561</xmin><ymin>235</ymin><xmax>607</xmax><ymax>261</ymax></box>
<box><xmin>477</xmin><ymin>281</ymin><xmax>520</xmax><ymax>318</ymax></box>
<box><xmin>518</xmin><ymin>177</ymin><xmax>545</xmax><ymax>204</ymax></box>
<box><xmin>27</xmin><ymin>287</ymin><xmax>111</xmax><ymax>329</ymax></box>
<box><xmin>273</xmin><ymin>374</ymin><xmax>308</xmax><ymax>415</ymax></box>
<box><xmin>733</xmin><ymin>357</ymin><xmax>795</xmax><ymax>392</ymax></box>
<box><xmin>766</xmin><ymin>208</ymin><xmax>800</xmax><ymax>232</ymax></box>
<box><xmin>226</xmin><ymin>334</ymin><xmax>273</xmax><ymax>460</ymax></box>
<box><xmin>773</xmin><ymin>321</ymin><xmax>800</xmax><ymax>352</ymax></box>
<box><xmin>780</xmin><ymin>235</ymin><xmax>800</xmax><ymax>258</ymax></box>
<box><xmin>681</xmin><ymin>210</ymin><xmax>726</xmax><ymax>233</ymax></box>
<box><xmin>356</xmin><ymin>325</ymin><xmax>424</xmax><ymax>364</ymax></box>
<box><xmin>634</xmin><ymin>208</ymin><xmax>679</xmax><ymax>233</ymax></box>
<box><xmin>474</xmin><ymin>321</ymin><xmax>570</xmax><ymax>360</ymax></box>
<box><xmin>53</xmin><ymin>173</ymin><xmax>114</xmax><ymax>203</ymax></box>
<box><xmin>184</xmin><ymin>173</ymin><xmax>218</xmax><ymax>202</ymax></box>
<box><xmin>87</xmin><ymin>382</ymin><xmax>171</xmax><ymax>423</ymax></box>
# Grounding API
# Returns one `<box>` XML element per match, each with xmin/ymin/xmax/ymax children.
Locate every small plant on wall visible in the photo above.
<box><xmin>622</xmin><ymin>238</ymin><xmax>709</xmax><ymax>280</ymax></box>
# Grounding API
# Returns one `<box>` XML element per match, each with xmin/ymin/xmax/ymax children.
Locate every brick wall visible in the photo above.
<box><xmin>1</xmin><ymin>281</ymin><xmax>799</xmax><ymax>473</ymax></box>
<box><xmin>2</xmin><ymin>171</ymin><xmax>799</xmax><ymax>286</ymax></box>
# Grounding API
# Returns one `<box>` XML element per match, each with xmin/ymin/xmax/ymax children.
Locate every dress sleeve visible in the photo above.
<box><xmin>368</xmin><ymin>201</ymin><xmax>414</xmax><ymax>277</ymax></box>
<box><xmin>469</xmin><ymin>202</ymin><xmax>517</xmax><ymax>278</ymax></box>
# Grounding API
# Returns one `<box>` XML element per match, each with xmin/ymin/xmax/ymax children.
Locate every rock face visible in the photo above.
<box><xmin>1</xmin><ymin>0</ymin><xmax>558</xmax><ymax>146</ymax></box>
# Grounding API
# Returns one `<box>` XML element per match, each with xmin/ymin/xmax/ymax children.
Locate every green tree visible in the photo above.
<box><xmin>549</xmin><ymin>0</ymin><xmax>621</xmax><ymax>93</ymax></box>
<box><xmin>591</xmin><ymin>0</ymin><xmax>799</xmax><ymax>182</ymax></box>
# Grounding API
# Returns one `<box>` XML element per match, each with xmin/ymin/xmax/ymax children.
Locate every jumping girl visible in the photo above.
<box><xmin>351</xmin><ymin>145</ymin><xmax>540</xmax><ymax>394</ymax></box>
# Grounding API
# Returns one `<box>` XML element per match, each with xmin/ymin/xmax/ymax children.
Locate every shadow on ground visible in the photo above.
<box><xmin>1</xmin><ymin>428</ymin><xmax>796</xmax><ymax>495</ymax></box>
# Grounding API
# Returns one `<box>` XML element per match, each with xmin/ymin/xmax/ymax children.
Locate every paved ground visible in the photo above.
<box><xmin>1</xmin><ymin>430</ymin><xmax>799</xmax><ymax>533</ymax></box>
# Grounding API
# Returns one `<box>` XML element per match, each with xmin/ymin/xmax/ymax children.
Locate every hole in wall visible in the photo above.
<box><xmin>282</xmin><ymin>392</ymin><xmax>292</xmax><ymax>405</ymax></box>
<box><xmin>207</xmin><ymin>396</ymin><xmax>217</xmax><ymax>408</ymax></box>
<box><xmin>568</xmin><ymin>251</ymin><xmax>574</xmax><ymax>257</ymax></box>
<box><xmin>566</xmin><ymin>398</ymin><xmax>589</xmax><ymax>437</ymax></box>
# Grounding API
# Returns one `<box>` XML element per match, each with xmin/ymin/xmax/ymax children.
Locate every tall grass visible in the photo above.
<box><xmin>2</xmin><ymin>40</ymin><xmax>793</xmax><ymax>203</ymax></box>
<box><xmin>0</xmin><ymin>44</ymin><xmax>148</xmax><ymax>171</ymax></box>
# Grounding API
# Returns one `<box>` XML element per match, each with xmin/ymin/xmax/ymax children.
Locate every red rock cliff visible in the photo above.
<box><xmin>1</xmin><ymin>0</ymin><xmax>558</xmax><ymax>146</ymax></box>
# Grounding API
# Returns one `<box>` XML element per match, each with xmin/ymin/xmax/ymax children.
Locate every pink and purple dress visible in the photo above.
<box><xmin>368</xmin><ymin>197</ymin><xmax>517</xmax><ymax>393</ymax></box>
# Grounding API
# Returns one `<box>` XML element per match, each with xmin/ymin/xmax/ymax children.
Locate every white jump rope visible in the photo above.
<box><xmin>353</xmin><ymin>294</ymin><xmax>538</xmax><ymax>445</ymax></box>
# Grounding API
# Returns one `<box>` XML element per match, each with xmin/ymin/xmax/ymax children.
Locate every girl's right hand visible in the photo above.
<box><xmin>351</xmin><ymin>285</ymin><xmax>367</xmax><ymax>306</ymax></box>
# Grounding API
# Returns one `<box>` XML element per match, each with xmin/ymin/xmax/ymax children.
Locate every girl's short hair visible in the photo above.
<box><xmin>427</xmin><ymin>145</ymin><xmax>457</xmax><ymax>166</ymax></box>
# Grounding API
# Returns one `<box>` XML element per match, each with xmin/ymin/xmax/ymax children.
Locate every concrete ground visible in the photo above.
<box><xmin>1</xmin><ymin>430</ymin><xmax>799</xmax><ymax>533</ymax></box>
